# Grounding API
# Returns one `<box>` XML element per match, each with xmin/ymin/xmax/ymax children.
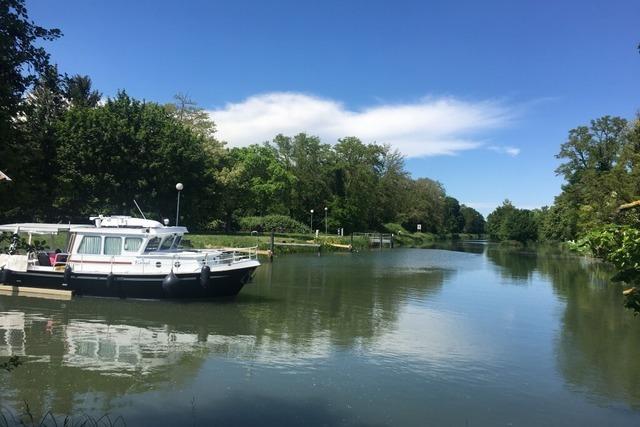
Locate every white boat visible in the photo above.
<box><xmin>0</xmin><ymin>216</ymin><xmax>260</xmax><ymax>299</ymax></box>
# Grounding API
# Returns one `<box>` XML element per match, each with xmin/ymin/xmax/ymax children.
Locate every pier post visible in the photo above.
<box><xmin>270</xmin><ymin>230</ymin><xmax>275</xmax><ymax>262</ymax></box>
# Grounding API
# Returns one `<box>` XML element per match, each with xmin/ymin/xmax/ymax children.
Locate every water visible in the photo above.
<box><xmin>1</xmin><ymin>244</ymin><xmax>640</xmax><ymax>426</ymax></box>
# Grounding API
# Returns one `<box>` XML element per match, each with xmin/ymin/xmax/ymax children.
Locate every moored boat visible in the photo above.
<box><xmin>0</xmin><ymin>216</ymin><xmax>260</xmax><ymax>299</ymax></box>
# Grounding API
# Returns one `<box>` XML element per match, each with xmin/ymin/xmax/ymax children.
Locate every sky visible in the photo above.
<box><xmin>26</xmin><ymin>0</ymin><xmax>640</xmax><ymax>216</ymax></box>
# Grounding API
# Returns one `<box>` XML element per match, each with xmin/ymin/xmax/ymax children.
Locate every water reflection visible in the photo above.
<box><xmin>486</xmin><ymin>245</ymin><xmax>538</xmax><ymax>282</ymax></box>
<box><xmin>538</xmin><ymin>255</ymin><xmax>640</xmax><ymax>408</ymax></box>
<box><xmin>486</xmin><ymin>244</ymin><xmax>640</xmax><ymax>408</ymax></box>
<box><xmin>0</xmin><ymin>250</ymin><xmax>451</xmax><ymax>420</ymax></box>
<box><xmin>1</xmin><ymin>247</ymin><xmax>640</xmax><ymax>424</ymax></box>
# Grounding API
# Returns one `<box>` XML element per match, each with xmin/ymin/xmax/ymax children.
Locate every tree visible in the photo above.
<box><xmin>0</xmin><ymin>0</ymin><xmax>61</xmax><ymax>222</ymax></box>
<box><xmin>545</xmin><ymin>115</ymin><xmax>632</xmax><ymax>240</ymax></box>
<box><xmin>0</xmin><ymin>0</ymin><xmax>61</xmax><ymax>140</ymax></box>
<box><xmin>555</xmin><ymin>116</ymin><xmax>628</xmax><ymax>182</ymax></box>
<box><xmin>165</xmin><ymin>93</ymin><xmax>222</xmax><ymax>155</ymax></box>
<box><xmin>460</xmin><ymin>205</ymin><xmax>485</xmax><ymax>234</ymax></box>
<box><xmin>332</xmin><ymin>137</ymin><xmax>384</xmax><ymax>232</ymax></box>
<box><xmin>442</xmin><ymin>196</ymin><xmax>465</xmax><ymax>234</ymax></box>
<box><xmin>54</xmin><ymin>91</ymin><xmax>212</xmax><ymax>226</ymax></box>
<box><xmin>271</xmin><ymin>133</ymin><xmax>335</xmax><ymax>222</ymax></box>
<box><xmin>401</xmin><ymin>178</ymin><xmax>445</xmax><ymax>233</ymax></box>
<box><xmin>486</xmin><ymin>200</ymin><xmax>516</xmax><ymax>240</ymax></box>
<box><xmin>65</xmin><ymin>74</ymin><xmax>101</xmax><ymax>108</ymax></box>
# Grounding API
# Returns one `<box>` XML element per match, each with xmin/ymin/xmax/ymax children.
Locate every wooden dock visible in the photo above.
<box><xmin>351</xmin><ymin>232</ymin><xmax>394</xmax><ymax>248</ymax></box>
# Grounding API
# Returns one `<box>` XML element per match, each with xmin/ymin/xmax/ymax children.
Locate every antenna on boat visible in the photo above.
<box><xmin>133</xmin><ymin>199</ymin><xmax>147</xmax><ymax>219</ymax></box>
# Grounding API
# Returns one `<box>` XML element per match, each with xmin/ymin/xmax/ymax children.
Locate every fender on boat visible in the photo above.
<box><xmin>162</xmin><ymin>271</ymin><xmax>180</xmax><ymax>296</ymax></box>
<box><xmin>0</xmin><ymin>268</ymin><xmax>11</xmax><ymax>284</ymax></box>
<box><xmin>106</xmin><ymin>272</ymin><xmax>115</xmax><ymax>288</ymax></box>
<box><xmin>199</xmin><ymin>265</ymin><xmax>211</xmax><ymax>288</ymax></box>
<box><xmin>63</xmin><ymin>265</ymin><xmax>72</xmax><ymax>287</ymax></box>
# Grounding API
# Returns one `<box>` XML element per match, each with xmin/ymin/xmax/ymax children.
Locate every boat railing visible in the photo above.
<box><xmin>200</xmin><ymin>246</ymin><xmax>259</xmax><ymax>265</ymax></box>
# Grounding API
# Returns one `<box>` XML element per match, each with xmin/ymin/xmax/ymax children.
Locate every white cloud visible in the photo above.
<box><xmin>209</xmin><ymin>92</ymin><xmax>516</xmax><ymax>158</ymax></box>
<box><xmin>487</xmin><ymin>145</ymin><xmax>521</xmax><ymax>156</ymax></box>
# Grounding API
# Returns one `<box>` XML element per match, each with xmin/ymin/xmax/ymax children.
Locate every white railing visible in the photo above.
<box><xmin>200</xmin><ymin>246</ymin><xmax>259</xmax><ymax>265</ymax></box>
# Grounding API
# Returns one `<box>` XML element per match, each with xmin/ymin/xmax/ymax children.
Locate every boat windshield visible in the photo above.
<box><xmin>159</xmin><ymin>236</ymin><xmax>174</xmax><ymax>250</ymax></box>
<box><xmin>144</xmin><ymin>237</ymin><xmax>161</xmax><ymax>252</ymax></box>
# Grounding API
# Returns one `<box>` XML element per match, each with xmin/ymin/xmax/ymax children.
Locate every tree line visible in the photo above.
<box><xmin>486</xmin><ymin>114</ymin><xmax>640</xmax><ymax>243</ymax></box>
<box><xmin>0</xmin><ymin>0</ymin><xmax>485</xmax><ymax>236</ymax></box>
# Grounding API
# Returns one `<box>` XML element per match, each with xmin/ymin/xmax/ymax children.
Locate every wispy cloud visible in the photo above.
<box><xmin>487</xmin><ymin>145</ymin><xmax>520</xmax><ymax>156</ymax></box>
<box><xmin>209</xmin><ymin>92</ymin><xmax>516</xmax><ymax>158</ymax></box>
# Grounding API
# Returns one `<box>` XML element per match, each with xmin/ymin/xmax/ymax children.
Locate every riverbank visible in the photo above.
<box><xmin>186</xmin><ymin>229</ymin><xmax>488</xmax><ymax>256</ymax></box>
<box><xmin>186</xmin><ymin>233</ymin><xmax>369</xmax><ymax>255</ymax></box>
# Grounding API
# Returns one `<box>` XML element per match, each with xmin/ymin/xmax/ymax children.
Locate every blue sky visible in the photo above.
<box><xmin>26</xmin><ymin>0</ymin><xmax>640</xmax><ymax>215</ymax></box>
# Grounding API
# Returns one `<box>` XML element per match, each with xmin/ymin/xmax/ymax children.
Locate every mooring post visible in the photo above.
<box><xmin>379</xmin><ymin>233</ymin><xmax>383</xmax><ymax>249</ymax></box>
<box><xmin>270</xmin><ymin>230</ymin><xmax>275</xmax><ymax>262</ymax></box>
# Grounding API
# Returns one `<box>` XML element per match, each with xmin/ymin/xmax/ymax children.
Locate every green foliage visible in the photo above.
<box><xmin>65</xmin><ymin>74</ymin><xmax>101</xmax><ymax>108</ymax></box>
<box><xmin>578</xmin><ymin>225</ymin><xmax>640</xmax><ymax>315</ymax></box>
<box><xmin>382</xmin><ymin>223</ymin><xmax>410</xmax><ymax>235</ymax></box>
<box><xmin>0</xmin><ymin>0</ymin><xmax>477</xmax><ymax>238</ymax></box>
<box><xmin>0</xmin><ymin>355</ymin><xmax>21</xmax><ymax>372</ymax></box>
<box><xmin>0</xmin><ymin>0</ymin><xmax>61</xmax><ymax>137</ymax></box>
<box><xmin>487</xmin><ymin>200</ymin><xmax>538</xmax><ymax>243</ymax></box>
<box><xmin>0</xmin><ymin>232</ymin><xmax>48</xmax><ymax>254</ymax></box>
<box><xmin>460</xmin><ymin>205</ymin><xmax>486</xmax><ymax>234</ymax></box>
<box><xmin>53</xmin><ymin>91</ymin><xmax>213</xmax><ymax>226</ymax></box>
<box><xmin>442</xmin><ymin>196</ymin><xmax>465</xmax><ymax>234</ymax></box>
<box><xmin>238</xmin><ymin>215</ymin><xmax>308</xmax><ymax>233</ymax></box>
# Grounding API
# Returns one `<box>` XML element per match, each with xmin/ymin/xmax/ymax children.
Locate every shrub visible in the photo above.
<box><xmin>238</xmin><ymin>215</ymin><xmax>309</xmax><ymax>233</ymax></box>
<box><xmin>382</xmin><ymin>223</ymin><xmax>409</xmax><ymax>235</ymax></box>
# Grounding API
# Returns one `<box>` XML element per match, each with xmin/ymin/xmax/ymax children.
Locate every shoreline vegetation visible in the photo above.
<box><xmin>1</xmin><ymin>0</ymin><xmax>639</xmax><ymax>311</ymax></box>
<box><xmin>1</xmin><ymin>1</ymin><xmax>486</xmax><ymax>242</ymax></box>
<box><xmin>187</xmin><ymin>229</ymin><xmax>488</xmax><ymax>257</ymax></box>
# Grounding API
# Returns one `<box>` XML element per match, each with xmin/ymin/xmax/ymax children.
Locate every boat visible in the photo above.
<box><xmin>0</xmin><ymin>216</ymin><xmax>260</xmax><ymax>299</ymax></box>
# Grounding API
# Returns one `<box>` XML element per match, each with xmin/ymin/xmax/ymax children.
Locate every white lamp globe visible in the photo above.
<box><xmin>176</xmin><ymin>183</ymin><xmax>184</xmax><ymax>191</ymax></box>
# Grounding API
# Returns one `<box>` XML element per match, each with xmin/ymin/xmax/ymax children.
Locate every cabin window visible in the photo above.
<box><xmin>78</xmin><ymin>236</ymin><xmax>102</xmax><ymax>255</ymax></box>
<box><xmin>171</xmin><ymin>236</ymin><xmax>182</xmax><ymax>249</ymax></box>
<box><xmin>160</xmin><ymin>236</ymin><xmax>175</xmax><ymax>250</ymax></box>
<box><xmin>124</xmin><ymin>237</ymin><xmax>143</xmax><ymax>252</ymax></box>
<box><xmin>144</xmin><ymin>237</ymin><xmax>161</xmax><ymax>252</ymax></box>
<box><xmin>104</xmin><ymin>237</ymin><xmax>122</xmax><ymax>255</ymax></box>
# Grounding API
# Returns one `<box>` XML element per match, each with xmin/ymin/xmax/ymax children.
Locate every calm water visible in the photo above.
<box><xmin>1</xmin><ymin>244</ymin><xmax>640</xmax><ymax>426</ymax></box>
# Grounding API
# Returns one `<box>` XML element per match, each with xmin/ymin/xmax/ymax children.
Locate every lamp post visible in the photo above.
<box><xmin>324</xmin><ymin>207</ymin><xmax>328</xmax><ymax>235</ymax></box>
<box><xmin>310</xmin><ymin>209</ymin><xmax>314</xmax><ymax>233</ymax></box>
<box><xmin>175</xmin><ymin>183</ymin><xmax>183</xmax><ymax>226</ymax></box>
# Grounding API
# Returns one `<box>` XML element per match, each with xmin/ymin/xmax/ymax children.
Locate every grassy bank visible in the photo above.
<box><xmin>187</xmin><ymin>233</ymin><xmax>370</xmax><ymax>255</ymax></box>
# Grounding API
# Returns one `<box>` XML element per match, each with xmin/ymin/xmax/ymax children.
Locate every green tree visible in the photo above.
<box><xmin>0</xmin><ymin>0</ymin><xmax>61</xmax><ymax>222</ymax></box>
<box><xmin>401</xmin><ymin>178</ymin><xmax>445</xmax><ymax>233</ymax></box>
<box><xmin>442</xmin><ymin>196</ymin><xmax>465</xmax><ymax>234</ymax></box>
<box><xmin>0</xmin><ymin>0</ymin><xmax>61</xmax><ymax>141</ymax></box>
<box><xmin>332</xmin><ymin>137</ymin><xmax>384</xmax><ymax>232</ymax></box>
<box><xmin>65</xmin><ymin>74</ymin><xmax>101</xmax><ymax>108</ymax></box>
<box><xmin>54</xmin><ymin>91</ymin><xmax>212</xmax><ymax>226</ymax></box>
<box><xmin>165</xmin><ymin>93</ymin><xmax>222</xmax><ymax>157</ymax></box>
<box><xmin>460</xmin><ymin>205</ymin><xmax>485</xmax><ymax>234</ymax></box>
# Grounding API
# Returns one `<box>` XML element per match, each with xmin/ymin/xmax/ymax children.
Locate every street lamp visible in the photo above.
<box><xmin>324</xmin><ymin>207</ymin><xmax>328</xmax><ymax>235</ymax></box>
<box><xmin>310</xmin><ymin>209</ymin><xmax>314</xmax><ymax>233</ymax></box>
<box><xmin>175</xmin><ymin>183</ymin><xmax>184</xmax><ymax>226</ymax></box>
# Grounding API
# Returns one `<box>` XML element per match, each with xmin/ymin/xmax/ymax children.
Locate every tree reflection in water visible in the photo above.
<box><xmin>0</xmin><ymin>250</ymin><xmax>450</xmax><ymax>420</ymax></box>
<box><xmin>486</xmin><ymin>243</ymin><xmax>640</xmax><ymax>408</ymax></box>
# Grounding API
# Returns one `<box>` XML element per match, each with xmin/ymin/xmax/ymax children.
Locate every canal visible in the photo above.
<box><xmin>1</xmin><ymin>244</ymin><xmax>639</xmax><ymax>426</ymax></box>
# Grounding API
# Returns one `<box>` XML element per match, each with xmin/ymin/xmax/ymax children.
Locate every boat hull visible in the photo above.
<box><xmin>0</xmin><ymin>265</ymin><xmax>258</xmax><ymax>299</ymax></box>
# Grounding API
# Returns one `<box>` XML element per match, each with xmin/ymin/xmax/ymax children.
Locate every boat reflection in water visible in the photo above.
<box><xmin>1</xmin><ymin>248</ymin><xmax>640</xmax><ymax>426</ymax></box>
